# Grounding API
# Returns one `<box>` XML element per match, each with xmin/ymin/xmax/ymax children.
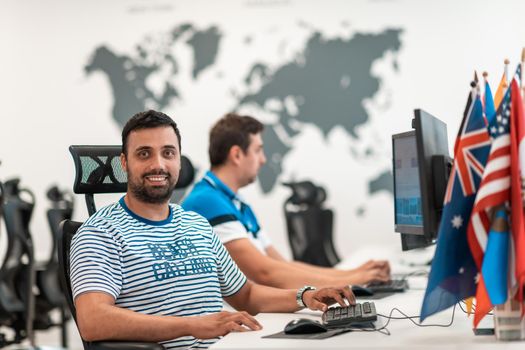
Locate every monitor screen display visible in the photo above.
<box><xmin>393</xmin><ymin>131</ymin><xmax>423</xmax><ymax>231</ymax></box>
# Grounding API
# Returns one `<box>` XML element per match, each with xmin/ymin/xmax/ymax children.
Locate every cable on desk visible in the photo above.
<box><xmin>344</xmin><ymin>323</ymin><xmax>391</xmax><ymax>336</ymax></box>
<box><xmin>376</xmin><ymin>303</ymin><xmax>457</xmax><ymax>331</ymax></box>
<box><xmin>341</xmin><ymin>300</ymin><xmax>457</xmax><ymax>336</ymax></box>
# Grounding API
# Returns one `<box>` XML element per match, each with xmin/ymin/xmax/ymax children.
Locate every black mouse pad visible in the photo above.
<box><xmin>262</xmin><ymin>328</ymin><xmax>351</xmax><ymax>340</ymax></box>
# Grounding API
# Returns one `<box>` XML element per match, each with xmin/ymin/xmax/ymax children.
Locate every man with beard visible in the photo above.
<box><xmin>182</xmin><ymin>113</ymin><xmax>391</xmax><ymax>289</ymax></box>
<box><xmin>70</xmin><ymin>110</ymin><xmax>354</xmax><ymax>350</ymax></box>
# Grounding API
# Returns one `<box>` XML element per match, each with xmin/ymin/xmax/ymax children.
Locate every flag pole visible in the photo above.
<box><xmin>504</xmin><ymin>58</ymin><xmax>510</xmax><ymax>88</ymax></box>
<box><xmin>483</xmin><ymin>71</ymin><xmax>488</xmax><ymax>99</ymax></box>
<box><xmin>481</xmin><ymin>71</ymin><xmax>490</xmax><ymax>125</ymax></box>
<box><xmin>474</xmin><ymin>72</ymin><xmax>481</xmax><ymax>104</ymax></box>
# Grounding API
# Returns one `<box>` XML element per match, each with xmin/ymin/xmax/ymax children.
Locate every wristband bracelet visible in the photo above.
<box><xmin>296</xmin><ymin>285</ymin><xmax>316</xmax><ymax>308</ymax></box>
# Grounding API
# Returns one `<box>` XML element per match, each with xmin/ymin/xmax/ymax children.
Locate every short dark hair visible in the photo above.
<box><xmin>209</xmin><ymin>113</ymin><xmax>264</xmax><ymax>166</ymax></box>
<box><xmin>122</xmin><ymin>110</ymin><xmax>181</xmax><ymax>155</ymax></box>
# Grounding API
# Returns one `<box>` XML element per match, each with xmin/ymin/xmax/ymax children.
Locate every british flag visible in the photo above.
<box><xmin>445</xmin><ymin>128</ymin><xmax>491</xmax><ymax>203</ymax></box>
<box><xmin>421</xmin><ymin>87</ymin><xmax>491</xmax><ymax>321</ymax></box>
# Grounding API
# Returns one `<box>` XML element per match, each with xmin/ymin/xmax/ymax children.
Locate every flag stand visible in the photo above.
<box><xmin>493</xmin><ymin>296</ymin><xmax>525</xmax><ymax>340</ymax></box>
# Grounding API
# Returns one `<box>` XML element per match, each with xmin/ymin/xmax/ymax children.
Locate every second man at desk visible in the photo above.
<box><xmin>182</xmin><ymin>113</ymin><xmax>391</xmax><ymax>289</ymax></box>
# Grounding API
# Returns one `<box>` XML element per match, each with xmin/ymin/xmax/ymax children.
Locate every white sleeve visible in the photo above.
<box><xmin>213</xmin><ymin>220</ymin><xmax>250</xmax><ymax>244</ymax></box>
<box><xmin>213</xmin><ymin>221</ymin><xmax>272</xmax><ymax>253</ymax></box>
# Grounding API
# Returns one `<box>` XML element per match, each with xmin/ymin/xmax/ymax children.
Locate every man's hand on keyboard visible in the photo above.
<box><xmin>348</xmin><ymin>260</ymin><xmax>391</xmax><ymax>285</ymax></box>
<box><xmin>302</xmin><ymin>286</ymin><xmax>356</xmax><ymax>312</ymax></box>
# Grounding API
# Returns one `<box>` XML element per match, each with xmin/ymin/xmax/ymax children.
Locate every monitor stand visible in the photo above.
<box><xmin>401</xmin><ymin>233</ymin><xmax>430</xmax><ymax>251</ymax></box>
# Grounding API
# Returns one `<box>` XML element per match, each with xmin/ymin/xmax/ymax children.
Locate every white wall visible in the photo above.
<box><xmin>1</xmin><ymin>0</ymin><xmax>525</xmax><ymax>265</ymax></box>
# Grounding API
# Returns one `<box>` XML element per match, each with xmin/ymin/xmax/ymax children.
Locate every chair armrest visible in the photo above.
<box><xmin>88</xmin><ymin>341</ymin><xmax>165</xmax><ymax>350</ymax></box>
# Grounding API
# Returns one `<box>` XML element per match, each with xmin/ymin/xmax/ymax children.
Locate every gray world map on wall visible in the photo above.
<box><xmin>85</xmin><ymin>23</ymin><xmax>402</xmax><ymax>195</ymax></box>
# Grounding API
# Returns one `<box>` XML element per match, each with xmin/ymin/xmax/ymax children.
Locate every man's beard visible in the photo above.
<box><xmin>128</xmin><ymin>170</ymin><xmax>177</xmax><ymax>204</ymax></box>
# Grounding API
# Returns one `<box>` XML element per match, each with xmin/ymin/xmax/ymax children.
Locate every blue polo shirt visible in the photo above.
<box><xmin>182</xmin><ymin>171</ymin><xmax>272</xmax><ymax>252</ymax></box>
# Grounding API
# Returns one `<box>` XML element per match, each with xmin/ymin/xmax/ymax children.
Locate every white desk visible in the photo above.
<box><xmin>212</xmin><ymin>275</ymin><xmax>523</xmax><ymax>349</ymax></box>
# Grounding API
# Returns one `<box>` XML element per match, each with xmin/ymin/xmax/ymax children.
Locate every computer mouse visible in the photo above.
<box><xmin>351</xmin><ymin>285</ymin><xmax>375</xmax><ymax>297</ymax></box>
<box><xmin>284</xmin><ymin>318</ymin><xmax>328</xmax><ymax>334</ymax></box>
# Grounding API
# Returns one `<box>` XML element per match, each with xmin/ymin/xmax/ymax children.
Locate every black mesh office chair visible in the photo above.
<box><xmin>0</xmin><ymin>180</ymin><xmax>27</xmax><ymax>333</ymax></box>
<box><xmin>0</xmin><ymin>179</ymin><xmax>36</xmax><ymax>346</ymax></box>
<box><xmin>58</xmin><ymin>220</ymin><xmax>164</xmax><ymax>350</ymax></box>
<box><xmin>32</xmin><ymin>185</ymin><xmax>74</xmax><ymax>347</ymax></box>
<box><xmin>0</xmin><ymin>178</ymin><xmax>28</xmax><ymax>347</ymax></box>
<box><xmin>283</xmin><ymin>180</ymin><xmax>340</xmax><ymax>267</ymax></box>
<box><xmin>58</xmin><ymin>145</ymin><xmax>195</xmax><ymax>350</ymax></box>
<box><xmin>0</xmin><ymin>180</ymin><xmax>72</xmax><ymax>347</ymax></box>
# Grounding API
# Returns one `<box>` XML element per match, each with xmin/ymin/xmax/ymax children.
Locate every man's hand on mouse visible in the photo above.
<box><xmin>301</xmin><ymin>286</ymin><xmax>355</xmax><ymax>312</ymax></box>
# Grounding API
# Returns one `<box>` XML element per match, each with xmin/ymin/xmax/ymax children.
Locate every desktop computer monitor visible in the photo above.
<box><xmin>392</xmin><ymin>109</ymin><xmax>451</xmax><ymax>251</ymax></box>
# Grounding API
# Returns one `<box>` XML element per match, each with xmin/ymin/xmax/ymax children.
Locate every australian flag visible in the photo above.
<box><xmin>420</xmin><ymin>88</ymin><xmax>492</xmax><ymax>321</ymax></box>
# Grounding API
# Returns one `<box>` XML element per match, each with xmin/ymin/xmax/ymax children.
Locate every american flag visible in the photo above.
<box><xmin>466</xmin><ymin>84</ymin><xmax>511</xmax><ymax>327</ymax></box>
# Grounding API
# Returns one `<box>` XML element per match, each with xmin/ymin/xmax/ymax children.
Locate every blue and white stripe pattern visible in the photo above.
<box><xmin>70</xmin><ymin>197</ymin><xmax>247</xmax><ymax>349</ymax></box>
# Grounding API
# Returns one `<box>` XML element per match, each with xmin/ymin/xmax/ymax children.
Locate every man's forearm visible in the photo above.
<box><xmin>224</xmin><ymin>239</ymin><xmax>346</xmax><ymax>289</ymax></box>
<box><xmin>289</xmin><ymin>260</ymin><xmax>348</xmax><ymax>277</ymax></box>
<box><xmin>227</xmin><ymin>281</ymin><xmax>299</xmax><ymax>314</ymax></box>
<box><xmin>265</xmin><ymin>260</ymin><xmax>346</xmax><ymax>289</ymax></box>
<box><xmin>227</xmin><ymin>282</ymin><xmax>354</xmax><ymax>316</ymax></box>
<box><xmin>76</xmin><ymin>294</ymin><xmax>190</xmax><ymax>342</ymax></box>
<box><xmin>77</xmin><ymin>293</ymin><xmax>263</xmax><ymax>342</ymax></box>
<box><xmin>287</xmin><ymin>261</ymin><xmax>389</xmax><ymax>286</ymax></box>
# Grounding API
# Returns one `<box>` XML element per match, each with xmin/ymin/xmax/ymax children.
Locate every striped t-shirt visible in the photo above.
<box><xmin>70</xmin><ymin>197</ymin><xmax>247</xmax><ymax>349</ymax></box>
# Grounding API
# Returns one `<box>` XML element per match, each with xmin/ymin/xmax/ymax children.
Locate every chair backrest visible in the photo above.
<box><xmin>0</xmin><ymin>178</ymin><xmax>27</xmax><ymax>327</ymax></box>
<box><xmin>35</xmin><ymin>187</ymin><xmax>74</xmax><ymax>315</ymax></box>
<box><xmin>283</xmin><ymin>181</ymin><xmax>340</xmax><ymax>267</ymax></box>
<box><xmin>0</xmin><ymin>179</ymin><xmax>3</xmax><ymax>224</ymax></box>
<box><xmin>57</xmin><ymin>220</ymin><xmax>82</xmax><ymax>323</ymax></box>
<box><xmin>0</xmin><ymin>179</ymin><xmax>37</xmax><ymax>345</ymax></box>
<box><xmin>69</xmin><ymin>145</ymin><xmax>195</xmax><ymax>216</ymax></box>
<box><xmin>46</xmin><ymin>186</ymin><xmax>74</xmax><ymax>265</ymax></box>
<box><xmin>58</xmin><ymin>219</ymin><xmax>164</xmax><ymax>350</ymax></box>
<box><xmin>0</xmin><ymin>179</ymin><xmax>33</xmax><ymax>316</ymax></box>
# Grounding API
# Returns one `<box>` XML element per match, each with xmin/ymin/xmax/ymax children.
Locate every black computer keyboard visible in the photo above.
<box><xmin>322</xmin><ymin>302</ymin><xmax>377</xmax><ymax>328</ymax></box>
<box><xmin>367</xmin><ymin>279</ymin><xmax>408</xmax><ymax>293</ymax></box>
